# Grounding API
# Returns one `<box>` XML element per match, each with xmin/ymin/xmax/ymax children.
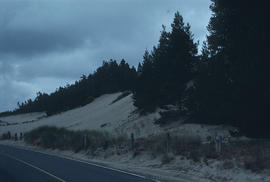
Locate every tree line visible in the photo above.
<box><xmin>13</xmin><ymin>59</ymin><xmax>136</xmax><ymax>116</ymax></box>
<box><xmin>2</xmin><ymin>0</ymin><xmax>269</xmax><ymax>137</ymax></box>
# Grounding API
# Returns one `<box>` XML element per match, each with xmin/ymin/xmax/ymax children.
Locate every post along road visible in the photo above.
<box><xmin>0</xmin><ymin>144</ymin><xmax>157</xmax><ymax>182</ymax></box>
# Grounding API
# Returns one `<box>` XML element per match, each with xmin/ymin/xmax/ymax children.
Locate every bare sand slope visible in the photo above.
<box><xmin>0</xmin><ymin>112</ymin><xmax>46</xmax><ymax>124</ymax></box>
<box><xmin>0</xmin><ymin>92</ymin><xmax>234</xmax><ymax>140</ymax></box>
<box><xmin>0</xmin><ymin>93</ymin><xmax>162</xmax><ymax>137</ymax></box>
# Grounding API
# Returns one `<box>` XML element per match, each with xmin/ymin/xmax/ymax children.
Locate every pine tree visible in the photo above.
<box><xmin>134</xmin><ymin>49</ymin><xmax>157</xmax><ymax>111</ymax></box>
<box><xmin>134</xmin><ymin>12</ymin><xmax>198</xmax><ymax>112</ymax></box>
<box><xmin>156</xmin><ymin>12</ymin><xmax>198</xmax><ymax>105</ymax></box>
<box><xmin>202</xmin><ymin>0</ymin><xmax>270</xmax><ymax>137</ymax></box>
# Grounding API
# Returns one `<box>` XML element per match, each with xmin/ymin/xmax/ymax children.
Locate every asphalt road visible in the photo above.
<box><xmin>0</xmin><ymin>144</ymin><xmax>156</xmax><ymax>182</ymax></box>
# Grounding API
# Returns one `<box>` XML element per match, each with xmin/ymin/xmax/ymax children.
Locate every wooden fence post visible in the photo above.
<box><xmin>130</xmin><ymin>133</ymin><xmax>134</xmax><ymax>150</ymax></box>
<box><xmin>166</xmin><ymin>132</ymin><xmax>171</xmax><ymax>153</ymax></box>
<box><xmin>83</xmin><ymin>133</ymin><xmax>88</xmax><ymax>149</ymax></box>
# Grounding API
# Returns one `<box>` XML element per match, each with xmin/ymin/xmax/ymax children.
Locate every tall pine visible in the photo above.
<box><xmin>134</xmin><ymin>12</ymin><xmax>198</xmax><ymax>112</ymax></box>
<box><xmin>196</xmin><ymin>0</ymin><xmax>270</xmax><ymax>137</ymax></box>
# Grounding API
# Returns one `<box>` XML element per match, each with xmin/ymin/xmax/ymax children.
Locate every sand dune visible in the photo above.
<box><xmin>0</xmin><ymin>93</ymin><xmax>162</xmax><ymax>137</ymax></box>
<box><xmin>0</xmin><ymin>92</ymin><xmax>234</xmax><ymax>141</ymax></box>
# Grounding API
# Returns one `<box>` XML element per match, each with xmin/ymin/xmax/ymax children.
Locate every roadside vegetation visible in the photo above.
<box><xmin>19</xmin><ymin>126</ymin><xmax>270</xmax><ymax>172</ymax></box>
<box><xmin>23</xmin><ymin>126</ymin><xmax>128</xmax><ymax>154</ymax></box>
<box><xmin>1</xmin><ymin>131</ymin><xmax>11</xmax><ymax>140</ymax></box>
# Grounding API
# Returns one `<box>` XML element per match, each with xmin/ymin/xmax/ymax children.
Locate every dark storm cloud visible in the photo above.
<box><xmin>0</xmin><ymin>0</ymin><xmax>150</xmax><ymax>57</ymax></box>
<box><xmin>0</xmin><ymin>29</ymin><xmax>84</xmax><ymax>56</ymax></box>
<box><xmin>0</xmin><ymin>0</ymin><xmax>210</xmax><ymax>58</ymax></box>
<box><xmin>0</xmin><ymin>0</ymin><xmax>211</xmax><ymax>112</ymax></box>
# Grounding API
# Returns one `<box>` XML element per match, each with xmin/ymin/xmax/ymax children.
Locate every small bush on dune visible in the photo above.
<box><xmin>155</xmin><ymin>110</ymin><xmax>183</xmax><ymax>125</ymax></box>
<box><xmin>110</xmin><ymin>91</ymin><xmax>131</xmax><ymax>105</ymax></box>
<box><xmin>81</xmin><ymin>96</ymin><xmax>95</xmax><ymax>107</ymax></box>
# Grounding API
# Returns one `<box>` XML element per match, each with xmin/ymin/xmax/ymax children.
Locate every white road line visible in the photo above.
<box><xmin>0</xmin><ymin>144</ymin><xmax>159</xmax><ymax>182</ymax></box>
<box><xmin>1</xmin><ymin>153</ymin><xmax>66</xmax><ymax>182</ymax></box>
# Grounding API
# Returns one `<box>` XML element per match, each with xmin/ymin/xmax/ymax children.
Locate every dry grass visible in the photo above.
<box><xmin>23</xmin><ymin>126</ymin><xmax>270</xmax><ymax>171</ymax></box>
<box><xmin>24</xmin><ymin>126</ymin><xmax>129</xmax><ymax>153</ymax></box>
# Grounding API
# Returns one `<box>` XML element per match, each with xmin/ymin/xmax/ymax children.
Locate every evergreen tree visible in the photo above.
<box><xmin>134</xmin><ymin>12</ymin><xmax>198</xmax><ymax>111</ymax></box>
<box><xmin>188</xmin><ymin>0</ymin><xmax>270</xmax><ymax>137</ymax></box>
<box><xmin>134</xmin><ymin>49</ymin><xmax>157</xmax><ymax>111</ymax></box>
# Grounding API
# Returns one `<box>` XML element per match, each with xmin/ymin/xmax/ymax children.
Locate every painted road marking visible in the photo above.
<box><xmin>0</xmin><ymin>144</ymin><xmax>159</xmax><ymax>182</ymax></box>
<box><xmin>1</xmin><ymin>153</ymin><xmax>66</xmax><ymax>182</ymax></box>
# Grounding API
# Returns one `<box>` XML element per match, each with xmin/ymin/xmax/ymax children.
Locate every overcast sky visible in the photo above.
<box><xmin>0</xmin><ymin>0</ymin><xmax>211</xmax><ymax>112</ymax></box>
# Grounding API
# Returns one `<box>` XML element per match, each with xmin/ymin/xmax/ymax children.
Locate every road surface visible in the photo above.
<box><xmin>0</xmin><ymin>144</ymin><xmax>156</xmax><ymax>182</ymax></box>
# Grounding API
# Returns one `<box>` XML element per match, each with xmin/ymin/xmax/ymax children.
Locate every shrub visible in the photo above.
<box><xmin>110</xmin><ymin>91</ymin><xmax>131</xmax><ymax>105</ymax></box>
<box><xmin>201</xmin><ymin>143</ymin><xmax>219</xmax><ymax>159</ymax></box>
<box><xmin>162</xmin><ymin>154</ymin><xmax>174</xmax><ymax>164</ymax></box>
<box><xmin>244</xmin><ymin>155</ymin><xmax>269</xmax><ymax>172</ymax></box>
<box><xmin>142</xmin><ymin>135</ymin><xmax>167</xmax><ymax>156</ymax></box>
<box><xmin>14</xmin><ymin>133</ymin><xmax>18</xmax><ymax>141</ymax></box>
<box><xmin>81</xmin><ymin>96</ymin><xmax>95</xmax><ymax>106</ymax></box>
<box><xmin>155</xmin><ymin>110</ymin><xmax>183</xmax><ymax>125</ymax></box>
<box><xmin>188</xmin><ymin>149</ymin><xmax>201</xmax><ymax>162</ymax></box>
<box><xmin>171</xmin><ymin>135</ymin><xmax>201</xmax><ymax>155</ymax></box>
<box><xmin>132</xmin><ymin>149</ymin><xmax>141</xmax><ymax>158</ymax></box>
<box><xmin>20</xmin><ymin>133</ymin><xmax>23</xmax><ymax>140</ymax></box>
<box><xmin>222</xmin><ymin>160</ymin><xmax>234</xmax><ymax>169</ymax></box>
<box><xmin>1</xmin><ymin>131</ymin><xmax>11</xmax><ymax>140</ymax></box>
